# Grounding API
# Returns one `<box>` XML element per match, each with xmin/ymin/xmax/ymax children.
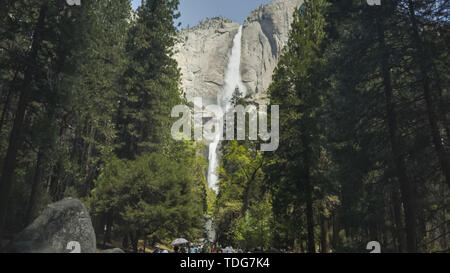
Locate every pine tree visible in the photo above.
<box><xmin>0</xmin><ymin>0</ymin><xmax>82</xmax><ymax>238</ymax></box>
<box><xmin>266</xmin><ymin>0</ymin><xmax>331</xmax><ymax>253</ymax></box>
<box><xmin>116</xmin><ymin>0</ymin><xmax>182</xmax><ymax>159</ymax></box>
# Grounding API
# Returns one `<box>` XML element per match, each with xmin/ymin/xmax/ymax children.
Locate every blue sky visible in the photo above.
<box><xmin>131</xmin><ymin>0</ymin><xmax>274</xmax><ymax>28</ymax></box>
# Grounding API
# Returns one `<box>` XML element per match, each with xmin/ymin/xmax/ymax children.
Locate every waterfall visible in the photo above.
<box><xmin>207</xmin><ymin>25</ymin><xmax>247</xmax><ymax>192</ymax></box>
<box><xmin>218</xmin><ymin>25</ymin><xmax>247</xmax><ymax>112</ymax></box>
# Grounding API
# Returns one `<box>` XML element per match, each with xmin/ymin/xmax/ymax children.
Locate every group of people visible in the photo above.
<box><xmin>151</xmin><ymin>247</ymin><xmax>169</xmax><ymax>253</ymax></box>
<box><xmin>173</xmin><ymin>244</ymin><xmax>244</xmax><ymax>253</ymax></box>
<box><xmin>154</xmin><ymin>243</ymin><xmax>286</xmax><ymax>253</ymax></box>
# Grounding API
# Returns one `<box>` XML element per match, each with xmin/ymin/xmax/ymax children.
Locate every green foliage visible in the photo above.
<box><xmin>214</xmin><ymin>140</ymin><xmax>268</xmax><ymax>246</ymax></box>
<box><xmin>89</xmin><ymin>150</ymin><xmax>204</xmax><ymax>244</ymax></box>
<box><xmin>0</xmin><ymin>1</ymin><xmax>209</xmax><ymax>251</ymax></box>
<box><xmin>0</xmin><ymin>0</ymin><xmax>448</xmax><ymax>253</ymax></box>
<box><xmin>116</xmin><ymin>0</ymin><xmax>182</xmax><ymax>158</ymax></box>
<box><xmin>262</xmin><ymin>0</ymin><xmax>449</xmax><ymax>253</ymax></box>
<box><xmin>234</xmin><ymin>196</ymin><xmax>274</xmax><ymax>251</ymax></box>
<box><xmin>265</xmin><ymin>0</ymin><xmax>335</xmax><ymax>252</ymax></box>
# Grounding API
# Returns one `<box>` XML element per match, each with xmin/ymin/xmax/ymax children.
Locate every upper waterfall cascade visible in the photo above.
<box><xmin>207</xmin><ymin>25</ymin><xmax>247</xmax><ymax>192</ymax></box>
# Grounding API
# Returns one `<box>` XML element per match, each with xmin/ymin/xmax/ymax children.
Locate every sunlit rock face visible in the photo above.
<box><xmin>174</xmin><ymin>0</ymin><xmax>303</xmax><ymax>105</ymax></box>
<box><xmin>174</xmin><ymin>17</ymin><xmax>240</xmax><ymax>106</ymax></box>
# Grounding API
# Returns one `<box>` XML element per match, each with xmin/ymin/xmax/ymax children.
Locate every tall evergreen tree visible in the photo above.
<box><xmin>116</xmin><ymin>0</ymin><xmax>182</xmax><ymax>159</ymax></box>
<box><xmin>266</xmin><ymin>0</ymin><xmax>331</xmax><ymax>253</ymax></box>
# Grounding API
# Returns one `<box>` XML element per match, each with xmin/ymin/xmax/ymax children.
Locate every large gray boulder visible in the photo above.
<box><xmin>4</xmin><ymin>198</ymin><xmax>96</xmax><ymax>253</ymax></box>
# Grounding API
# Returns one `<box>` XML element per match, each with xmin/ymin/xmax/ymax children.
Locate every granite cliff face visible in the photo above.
<box><xmin>174</xmin><ymin>0</ymin><xmax>304</xmax><ymax>105</ymax></box>
<box><xmin>241</xmin><ymin>0</ymin><xmax>304</xmax><ymax>102</ymax></box>
<box><xmin>174</xmin><ymin>18</ymin><xmax>240</xmax><ymax>105</ymax></box>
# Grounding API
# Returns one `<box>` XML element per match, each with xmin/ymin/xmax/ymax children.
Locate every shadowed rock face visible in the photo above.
<box><xmin>4</xmin><ymin>198</ymin><xmax>96</xmax><ymax>253</ymax></box>
<box><xmin>241</xmin><ymin>0</ymin><xmax>304</xmax><ymax>103</ymax></box>
<box><xmin>174</xmin><ymin>0</ymin><xmax>303</xmax><ymax>105</ymax></box>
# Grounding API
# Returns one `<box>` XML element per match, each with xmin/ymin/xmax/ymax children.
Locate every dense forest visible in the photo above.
<box><xmin>0</xmin><ymin>0</ymin><xmax>448</xmax><ymax>253</ymax></box>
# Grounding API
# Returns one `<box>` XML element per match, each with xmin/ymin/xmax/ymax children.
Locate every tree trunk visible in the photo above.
<box><xmin>305</xmin><ymin>175</ymin><xmax>315</xmax><ymax>253</ymax></box>
<box><xmin>296</xmin><ymin>130</ymin><xmax>316</xmax><ymax>254</ymax></box>
<box><xmin>392</xmin><ymin>183</ymin><xmax>406</xmax><ymax>252</ymax></box>
<box><xmin>82</xmin><ymin>123</ymin><xmax>95</xmax><ymax>196</ymax></box>
<box><xmin>48</xmin><ymin>162</ymin><xmax>62</xmax><ymax>202</ymax></box>
<box><xmin>443</xmin><ymin>209</ymin><xmax>448</xmax><ymax>252</ymax></box>
<box><xmin>301</xmin><ymin>134</ymin><xmax>315</xmax><ymax>253</ymax></box>
<box><xmin>130</xmin><ymin>231</ymin><xmax>140</xmax><ymax>253</ymax></box>
<box><xmin>24</xmin><ymin>150</ymin><xmax>44</xmax><ymax>226</ymax></box>
<box><xmin>103</xmin><ymin>210</ymin><xmax>113</xmax><ymax>246</ymax></box>
<box><xmin>0</xmin><ymin>70</ymin><xmax>19</xmax><ymax>140</ymax></box>
<box><xmin>376</xmin><ymin>15</ymin><xmax>417</xmax><ymax>252</ymax></box>
<box><xmin>442</xmin><ymin>183</ymin><xmax>448</xmax><ymax>252</ymax></box>
<box><xmin>299</xmin><ymin>236</ymin><xmax>304</xmax><ymax>253</ymax></box>
<box><xmin>321</xmin><ymin>215</ymin><xmax>330</xmax><ymax>253</ymax></box>
<box><xmin>332</xmin><ymin>212</ymin><xmax>340</xmax><ymax>249</ymax></box>
<box><xmin>0</xmin><ymin>4</ymin><xmax>48</xmax><ymax>239</ymax></box>
<box><xmin>241</xmin><ymin>160</ymin><xmax>264</xmax><ymax>214</ymax></box>
<box><xmin>122</xmin><ymin>235</ymin><xmax>129</xmax><ymax>250</ymax></box>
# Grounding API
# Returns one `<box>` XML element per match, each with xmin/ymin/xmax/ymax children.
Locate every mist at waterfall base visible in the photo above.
<box><xmin>207</xmin><ymin>26</ymin><xmax>247</xmax><ymax>193</ymax></box>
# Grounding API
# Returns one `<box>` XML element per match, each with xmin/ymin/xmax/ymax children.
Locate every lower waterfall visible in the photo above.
<box><xmin>207</xmin><ymin>25</ymin><xmax>247</xmax><ymax>192</ymax></box>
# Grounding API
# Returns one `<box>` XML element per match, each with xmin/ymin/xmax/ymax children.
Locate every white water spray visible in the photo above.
<box><xmin>207</xmin><ymin>25</ymin><xmax>247</xmax><ymax>192</ymax></box>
